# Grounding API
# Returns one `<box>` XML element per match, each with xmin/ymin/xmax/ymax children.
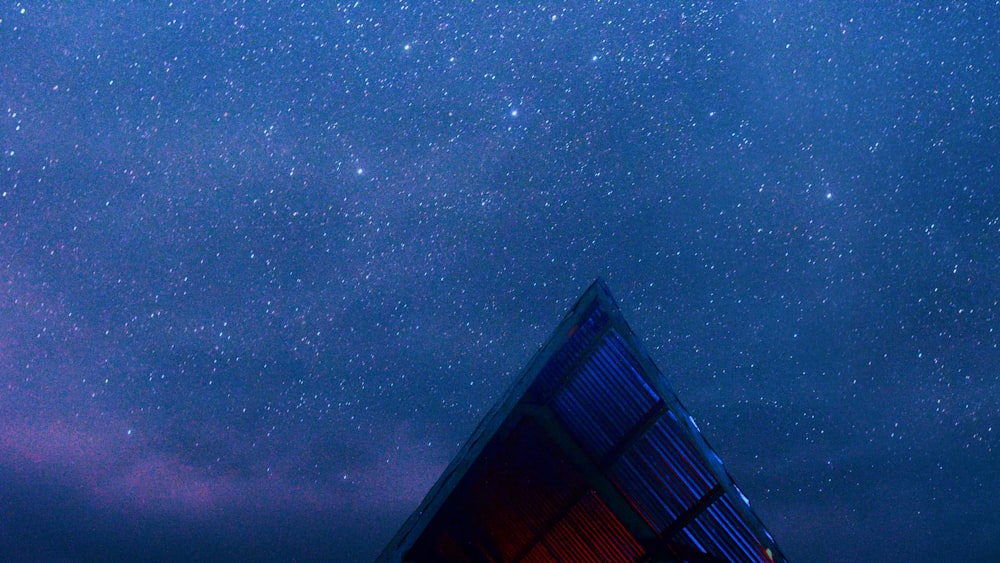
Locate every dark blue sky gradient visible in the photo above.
<box><xmin>2</xmin><ymin>2</ymin><xmax>999</xmax><ymax>561</ymax></box>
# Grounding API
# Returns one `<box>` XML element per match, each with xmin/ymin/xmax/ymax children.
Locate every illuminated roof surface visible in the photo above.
<box><xmin>378</xmin><ymin>279</ymin><xmax>787</xmax><ymax>563</ymax></box>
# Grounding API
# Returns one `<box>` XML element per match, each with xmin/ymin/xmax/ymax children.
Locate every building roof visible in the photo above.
<box><xmin>378</xmin><ymin>279</ymin><xmax>787</xmax><ymax>562</ymax></box>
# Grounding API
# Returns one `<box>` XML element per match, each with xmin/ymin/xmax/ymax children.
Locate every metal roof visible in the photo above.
<box><xmin>378</xmin><ymin>279</ymin><xmax>787</xmax><ymax>563</ymax></box>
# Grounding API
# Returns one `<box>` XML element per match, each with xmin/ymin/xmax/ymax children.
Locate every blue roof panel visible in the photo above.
<box><xmin>682</xmin><ymin>493</ymin><xmax>772</xmax><ymax>562</ymax></box>
<box><xmin>531</xmin><ymin>300</ymin><xmax>608</xmax><ymax>402</ymax></box>
<box><xmin>609</xmin><ymin>413</ymin><xmax>718</xmax><ymax>533</ymax></box>
<box><xmin>550</xmin><ymin>332</ymin><xmax>661</xmax><ymax>461</ymax></box>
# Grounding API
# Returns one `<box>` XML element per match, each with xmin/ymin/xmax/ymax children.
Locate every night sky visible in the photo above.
<box><xmin>2</xmin><ymin>2</ymin><xmax>998</xmax><ymax>561</ymax></box>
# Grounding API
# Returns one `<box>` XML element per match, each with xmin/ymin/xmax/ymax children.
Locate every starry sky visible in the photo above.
<box><xmin>1</xmin><ymin>2</ymin><xmax>998</xmax><ymax>561</ymax></box>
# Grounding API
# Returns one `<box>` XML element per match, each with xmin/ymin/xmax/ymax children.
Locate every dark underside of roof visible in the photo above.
<box><xmin>379</xmin><ymin>280</ymin><xmax>787</xmax><ymax>563</ymax></box>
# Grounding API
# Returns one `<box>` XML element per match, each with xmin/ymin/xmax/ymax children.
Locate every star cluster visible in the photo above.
<box><xmin>2</xmin><ymin>2</ymin><xmax>998</xmax><ymax>561</ymax></box>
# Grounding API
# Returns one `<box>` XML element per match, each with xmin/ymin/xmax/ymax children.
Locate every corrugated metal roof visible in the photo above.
<box><xmin>530</xmin><ymin>299</ymin><xmax>608</xmax><ymax>403</ymax></box>
<box><xmin>548</xmin><ymin>332</ymin><xmax>662</xmax><ymax>461</ymax></box>
<box><xmin>610</xmin><ymin>413</ymin><xmax>718</xmax><ymax>533</ymax></box>
<box><xmin>523</xmin><ymin>491</ymin><xmax>644</xmax><ymax>563</ymax></box>
<box><xmin>377</xmin><ymin>279</ymin><xmax>787</xmax><ymax>563</ymax></box>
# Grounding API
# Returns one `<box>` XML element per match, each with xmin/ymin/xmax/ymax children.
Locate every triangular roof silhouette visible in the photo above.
<box><xmin>378</xmin><ymin>279</ymin><xmax>786</xmax><ymax>562</ymax></box>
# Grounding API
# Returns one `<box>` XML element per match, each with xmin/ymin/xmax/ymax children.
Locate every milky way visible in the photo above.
<box><xmin>2</xmin><ymin>3</ymin><xmax>998</xmax><ymax>561</ymax></box>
